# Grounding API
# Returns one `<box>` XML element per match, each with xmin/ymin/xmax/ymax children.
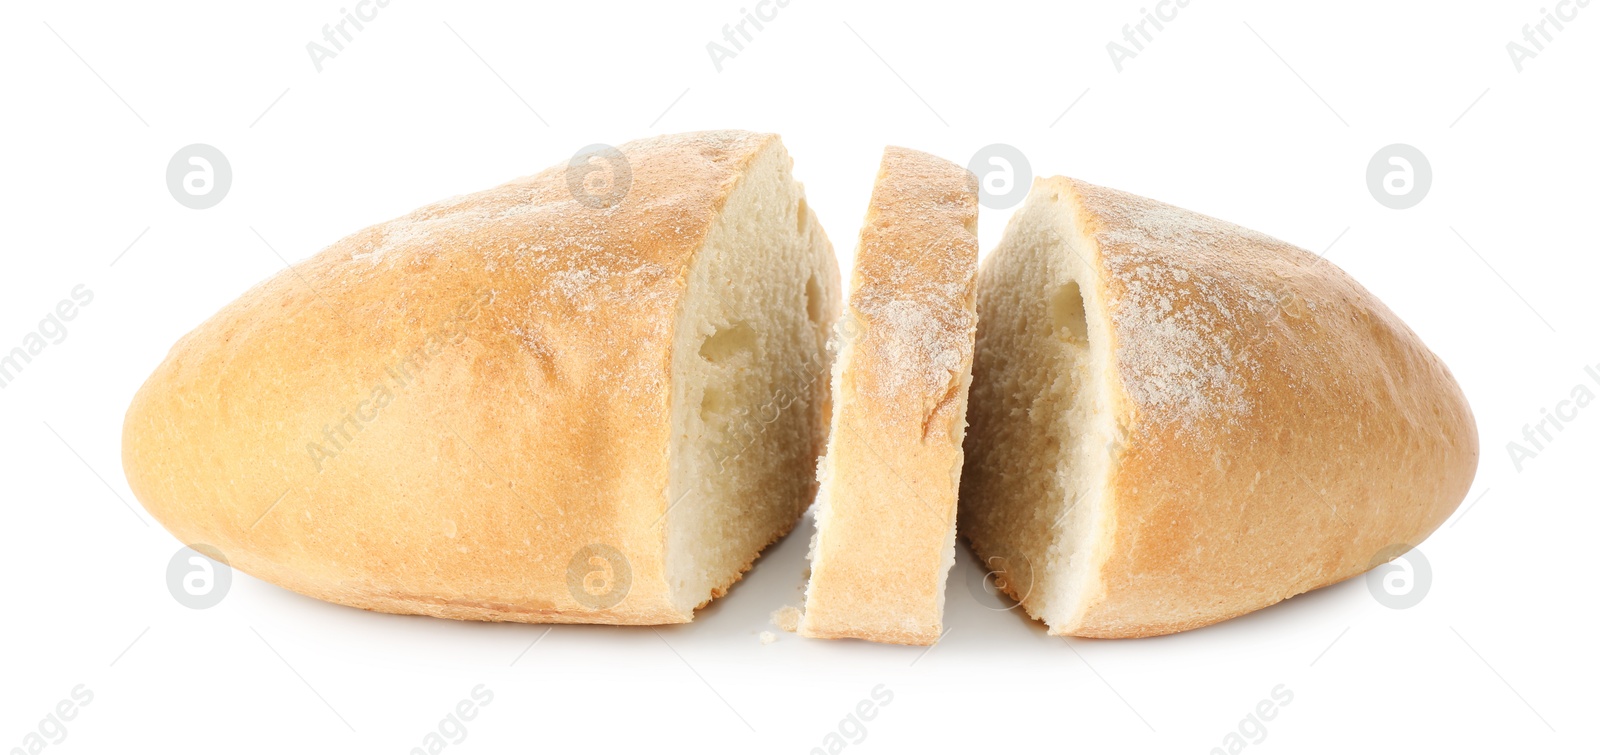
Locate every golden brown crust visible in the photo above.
<box><xmin>1051</xmin><ymin>177</ymin><xmax>1477</xmax><ymax>637</ymax></box>
<box><xmin>799</xmin><ymin>146</ymin><xmax>979</xmax><ymax>645</ymax></box>
<box><xmin>122</xmin><ymin>131</ymin><xmax>812</xmax><ymax>624</ymax></box>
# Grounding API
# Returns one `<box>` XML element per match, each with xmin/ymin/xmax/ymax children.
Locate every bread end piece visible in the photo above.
<box><xmin>960</xmin><ymin>176</ymin><xmax>1478</xmax><ymax>638</ymax></box>
<box><xmin>122</xmin><ymin>130</ymin><xmax>840</xmax><ymax>624</ymax></box>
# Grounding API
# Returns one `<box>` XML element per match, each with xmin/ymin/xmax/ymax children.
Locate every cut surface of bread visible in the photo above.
<box><xmin>122</xmin><ymin>130</ymin><xmax>840</xmax><ymax>624</ymax></box>
<box><xmin>960</xmin><ymin>177</ymin><xmax>1478</xmax><ymax>638</ymax></box>
<box><xmin>798</xmin><ymin>146</ymin><xmax>979</xmax><ymax>645</ymax></box>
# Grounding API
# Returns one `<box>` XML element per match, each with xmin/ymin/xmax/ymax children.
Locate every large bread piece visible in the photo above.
<box><xmin>798</xmin><ymin>147</ymin><xmax>978</xmax><ymax>645</ymax></box>
<box><xmin>960</xmin><ymin>177</ymin><xmax>1478</xmax><ymax>638</ymax></box>
<box><xmin>123</xmin><ymin>131</ymin><xmax>840</xmax><ymax>624</ymax></box>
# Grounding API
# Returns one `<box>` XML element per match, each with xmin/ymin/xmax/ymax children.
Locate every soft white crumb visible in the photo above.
<box><xmin>771</xmin><ymin>605</ymin><xmax>802</xmax><ymax>632</ymax></box>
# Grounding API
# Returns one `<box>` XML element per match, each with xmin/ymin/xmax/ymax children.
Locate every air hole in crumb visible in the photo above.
<box><xmin>699</xmin><ymin>322</ymin><xmax>757</xmax><ymax>363</ymax></box>
<box><xmin>1051</xmin><ymin>282</ymin><xmax>1089</xmax><ymax>342</ymax></box>
<box><xmin>805</xmin><ymin>275</ymin><xmax>823</xmax><ymax>325</ymax></box>
<box><xmin>797</xmin><ymin>198</ymin><xmax>809</xmax><ymax>233</ymax></box>
<box><xmin>701</xmin><ymin>386</ymin><xmax>732</xmax><ymax>417</ymax></box>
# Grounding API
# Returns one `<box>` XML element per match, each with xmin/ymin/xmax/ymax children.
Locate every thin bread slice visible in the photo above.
<box><xmin>122</xmin><ymin>131</ymin><xmax>841</xmax><ymax>624</ymax></box>
<box><xmin>798</xmin><ymin>146</ymin><xmax>979</xmax><ymax>645</ymax></box>
<box><xmin>960</xmin><ymin>177</ymin><xmax>1478</xmax><ymax>638</ymax></box>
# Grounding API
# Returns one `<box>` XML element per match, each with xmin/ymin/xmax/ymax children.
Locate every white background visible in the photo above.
<box><xmin>2</xmin><ymin>1</ymin><xmax>1595</xmax><ymax>752</ymax></box>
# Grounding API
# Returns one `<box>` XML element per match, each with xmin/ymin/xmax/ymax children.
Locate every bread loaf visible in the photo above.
<box><xmin>122</xmin><ymin>131</ymin><xmax>840</xmax><ymax>624</ymax></box>
<box><xmin>959</xmin><ymin>177</ymin><xmax>1478</xmax><ymax>638</ymax></box>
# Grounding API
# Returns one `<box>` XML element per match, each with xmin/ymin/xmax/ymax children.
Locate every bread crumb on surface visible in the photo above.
<box><xmin>771</xmin><ymin>605</ymin><xmax>802</xmax><ymax>632</ymax></box>
<box><xmin>759</xmin><ymin>631</ymin><xmax>777</xmax><ymax>645</ymax></box>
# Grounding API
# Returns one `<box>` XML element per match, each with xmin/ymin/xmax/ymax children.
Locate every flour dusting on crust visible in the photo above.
<box><xmin>849</xmin><ymin>148</ymin><xmax>979</xmax><ymax>421</ymax></box>
<box><xmin>313</xmin><ymin>131</ymin><xmax>772</xmax><ymax>405</ymax></box>
<box><xmin>1068</xmin><ymin>181</ymin><xmax>1312</xmax><ymax>435</ymax></box>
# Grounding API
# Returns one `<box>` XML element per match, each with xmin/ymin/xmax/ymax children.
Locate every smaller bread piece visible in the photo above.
<box><xmin>798</xmin><ymin>146</ymin><xmax>979</xmax><ymax>645</ymax></box>
<box><xmin>960</xmin><ymin>177</ymin><xmax>1478</xmax><ymax>638</ymax></box>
